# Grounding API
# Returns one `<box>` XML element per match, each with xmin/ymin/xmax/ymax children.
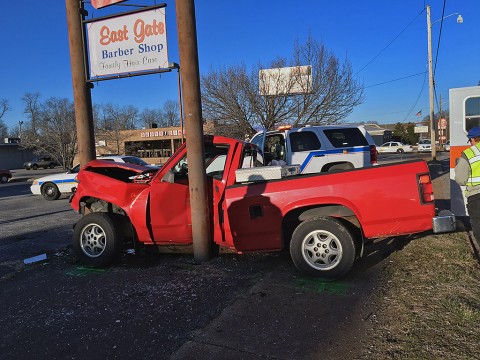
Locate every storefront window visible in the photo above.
<box><xmin>125</xmin><ymin>140</ymin><xmax>173</xmax><ymax>159</ymax></box>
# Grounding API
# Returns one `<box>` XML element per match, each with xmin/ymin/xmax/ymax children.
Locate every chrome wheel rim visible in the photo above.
<box><xmin>301</xmin><ymin>230</ymin><xmax>342</xmax><ymax>271</ymax></box>
<box><xmin>44</xmin><ymin>185</ymin><xmax>55</xmax><ymax>197</ymax></box>
<box><xmin>80</xmin><ymin>223</ymin><xmax>107</xmax><ymax>258</ymax></box>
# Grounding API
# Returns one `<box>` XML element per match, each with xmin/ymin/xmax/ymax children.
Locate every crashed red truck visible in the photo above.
<box><xmin>70</xmin><ymin>135</ymin><xmax>455</xmax><ymax>280</ymax></box>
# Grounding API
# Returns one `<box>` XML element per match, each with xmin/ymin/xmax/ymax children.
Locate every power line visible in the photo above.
<box><xmin>365</xmin><ymin>71</ymin><xmax>426</xmax><ymax>89</ymax></box>
<box><xmin>403</xmin><ymin>70</ymin><xmax>428</xmax><ymax>122</ymax></box>
<box><xmin>355</xmin><ymin>9</ymin><xmax>425</xmax><ymax>76</ymax></box>
<box><xmin>433</xmin><ymin>0</ymin><xmax>447</xmax><ymax>77</ymax></box>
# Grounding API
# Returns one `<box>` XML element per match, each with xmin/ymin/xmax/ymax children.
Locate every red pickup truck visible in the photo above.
<box><xmin>70</xmin><ymin>135</ymin><xmax>455</xmax><ymax>280</ymax></box>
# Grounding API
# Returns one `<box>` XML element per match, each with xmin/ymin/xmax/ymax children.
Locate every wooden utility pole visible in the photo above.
<box><xmin>176</xmin><ymin>0</ymin><xmax>212</xmax><ymax>261</ymax></box>
<box><xmin>426</xmin><ymin>5</ymin><xmax>437</xmax><ymax>161</ymax></box>
<box><xmin>66</xmin><ymin>0</ymin><xmax>95</xmax><ymax>166</ymax></box>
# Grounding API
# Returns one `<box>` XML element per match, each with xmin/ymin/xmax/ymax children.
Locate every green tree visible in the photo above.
<box><xmin>393</xmin><ymin>122</ymin><xmax>419</xmax><ymax>145</ymax></box>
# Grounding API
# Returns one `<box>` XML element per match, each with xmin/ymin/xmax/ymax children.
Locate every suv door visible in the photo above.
<box><xmin>288</xmin><ymin>129</ymin><xmax>326</xmax><ymax>173</ymax></box>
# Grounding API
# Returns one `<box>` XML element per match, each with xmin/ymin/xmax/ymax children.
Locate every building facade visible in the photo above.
<box><xmin>95</xmin><ymin>122</ymin><xmax>215</xmax><ymax>165</ymax></box>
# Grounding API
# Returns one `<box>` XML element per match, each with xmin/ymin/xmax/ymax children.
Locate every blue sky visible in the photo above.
<box><xmin>0</xmin><ymin>0</ymin><xmax>478</xmax><ymax>132</ymax></box>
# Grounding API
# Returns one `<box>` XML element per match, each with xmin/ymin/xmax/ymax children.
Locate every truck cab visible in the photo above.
<box><xmin>250</xmin><ymin>125</ymin><xmax>377</xmax><ymax>173</ymax></box>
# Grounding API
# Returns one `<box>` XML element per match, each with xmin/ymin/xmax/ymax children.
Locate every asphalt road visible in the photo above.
<box><xmin>0</xmin><ymin>155</ymin><xmax>453</xmax><ymax>360</ymax></box>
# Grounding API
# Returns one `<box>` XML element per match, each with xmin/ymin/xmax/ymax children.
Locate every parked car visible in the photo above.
<box><xmin>0</xmin><ymin>169</ymin><xmax>12</xmax><ymax>183</ymax></box>
<box><xmin>23</xmin><ymin>156</ymin><xmax>58</xmax><ymax>170</ymax></box>
<box><xmin>417</xmin><ymin>139</ymin><xmax>442</xmax><ymax>152</ymax></box>
<box><xmin>377</xmin><ymin>142</ymin><xmax>413</xmax><ymax>154</ymax></box>
<box><xmin>417</xmin><ymin>139</ymin><xmax>432</xmax><ymax>152</ymax></box>
<box><xmin>30</xmin><ymin>155</ymin><xmax>158</xmax><ymax>200</ymax></box>
<box><xmin>443</xmin><ymin>140</ymin><xmax>450</xmax><ymax>151</ymax></box>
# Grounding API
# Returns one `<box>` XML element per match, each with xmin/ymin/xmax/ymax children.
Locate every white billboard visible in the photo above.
<box><xmin>259</xmin><ymin>66</ymin><xmax>312</xmax><ymax>96</ymax></box>
<box><xmin>414</xmin><ymin>126</ymin><xmax>429</xmax><ymax>133</ymax></box>
<box><xmin>87</xmin><ymin>8</ymin><xmax>168</xmax><ymax>77</ymax></box>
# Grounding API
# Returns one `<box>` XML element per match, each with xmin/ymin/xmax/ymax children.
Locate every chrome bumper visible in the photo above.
<box><xmin>432</xmin><ymin>210</ymin><xmax>456</xmax><ymax>233</ymax></box>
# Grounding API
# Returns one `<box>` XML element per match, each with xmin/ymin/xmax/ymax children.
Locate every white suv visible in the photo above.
<box><xmin>250</xmin><ymin>125</ymin><xmax>377</xmax><ymax>173</ymax></box>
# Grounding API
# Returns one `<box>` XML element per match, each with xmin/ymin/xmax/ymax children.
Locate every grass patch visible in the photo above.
<box><xmin>362</xmin><ymin>232</ymin><xmax>480</xmax><ymax>359</ymax></box>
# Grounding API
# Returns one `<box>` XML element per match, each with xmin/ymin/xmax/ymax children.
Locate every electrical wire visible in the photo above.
<box><xmin>402</xmin><ymin>70</ymin><xmax>428</xmax><ymax>122</ymax></box>
<box><xmin>365</xmin><ymin>71</ymin><xmax>426</xmax><ymax>89</ymax></box>
<box><xmin>433</xmin><ymin>0</ymin><xmax>447</xmax><ymax>77</ymax></box>
<box><xmin>355</xmin><ymin>9</ymin><xmax>425</xmax><ymax>76</ymax></box>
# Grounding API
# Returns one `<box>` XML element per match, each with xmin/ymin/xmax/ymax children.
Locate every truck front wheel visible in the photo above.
<box><xmin>73</xmin><ymin>213</ymin><xmax>124</xmax><ymax>267</ymax></box>
<box><xmin>290</xmin><ymin>217</ymin><xmax>356</xmax><ymax>280</ymax></box>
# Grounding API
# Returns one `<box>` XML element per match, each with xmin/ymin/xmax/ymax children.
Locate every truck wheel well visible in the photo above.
<box><xmin>321</xmin><ymin>162</ymin><xmax>354</xmax><ymax>172</ymax></box>
<box><xmin>282</xmin><ymin>205</ymin><xmax>363</xmax><ymax>250</ymax></box>
<box><xmin>79</xmin><ymin>197</ymin><xmax>134</xmax><ymax>240</ymax></box>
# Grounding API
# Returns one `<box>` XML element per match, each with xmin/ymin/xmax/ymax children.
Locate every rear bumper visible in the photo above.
<box><xmin>432</xmin><ymin>210</ymin><xmax>456</xmax><ymax>233</ymax></box>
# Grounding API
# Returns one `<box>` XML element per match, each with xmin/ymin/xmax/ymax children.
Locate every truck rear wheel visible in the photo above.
<box><xmin>73</xmin><ymin>213</ymin><xmax>124</xmax><ymax>267</ymax></box>
<box><xmin>290</xmin><ymin>217</ymin><xmax>356</xmax><ymax>280</ymax></box>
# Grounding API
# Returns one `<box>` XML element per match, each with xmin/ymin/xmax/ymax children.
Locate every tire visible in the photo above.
<box><xmin>327</xmin><ymin>163</ymin><xmax>353</xmax><ymax>173</ymax></box>
<box><xmin>290</xmin><ymin>217</ymin><xmax>356</xmax><ymax>280</ymax></box>
<box><xmin>32</xmin><ymin>164</ymin><xmax>38</xmax><ymax>170</ymax></box>
<box><xmin>50</xmin><ymin>163</ymin><xmax>55</xmax><ymax>169</ymax></box>
<box><xmin>73</xmin><ymin>213</ymin><xmax>124</xmax><ymax>267</ymax></box>
<box><xmin>41</xmin><ymin>182</ymin><xmax>60</xmax><ymax>200</ymax></box>
<box><xmin>397</xmin><ymin>148</ymin><xmax>404</xmax><ymax>153</ymax></box>
<box><xmin>0</xmin><ymin>175</ymin><xmax>8</xmax><ymax>183</ymax></box>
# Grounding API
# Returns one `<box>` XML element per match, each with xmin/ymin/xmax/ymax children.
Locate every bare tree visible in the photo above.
<box><xmin>162</xmin><ymin>100</ymin><xmax>180</xmax><ymax>127</ymax></box>
<box><xmin>95</xmin><ymin>103</ymin><xmax>139</xmax><ymax>154</ymax></box>
<box><xmin>139</xmin><ymin>108</ymin><xmax>164</xmax><ymax>128</ymax></box>
<box><xmin>22</xmin><ymin>92</ymin><xmax>42</xmax><ymax>134</ymax></box>
<box><xmin>0</xmin><ymin>99</ymin><xmax>9</xmax><ymax>120</ymax></box>
<box><xmin>0</xmin><ymin>99</ymin><xmax>10</xmax><ymax>139</ymax></box>
<box><xmin>0</xmin><ymin>120</ymin><xmax>7</xmax><ymax>139</ymax></box>
<box><xmin>21</xmin><ymin>97</ymin><xmax>77</xmax><ymax>169</ymax></box>
<box><xmin>201</xmin><ymin>35</ymin><xmax>364</xmax><ymax>137</ymax></box>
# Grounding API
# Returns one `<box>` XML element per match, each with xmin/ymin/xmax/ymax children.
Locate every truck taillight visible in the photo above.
<box><xmin>418</xmin><ymin>174</ymin><xmax>434</xmax><ymax>203</ymax></box>
<box><xmin>370</xmin><ymin>145</ymin><xmax>377</xmax><ymax>164</ymax></box>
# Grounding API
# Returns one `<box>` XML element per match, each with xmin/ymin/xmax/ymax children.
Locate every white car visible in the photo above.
<box><xmin>377</xmin><ymin>142</ymin><xmax>414</xmax><ymax>154</ymax></box>
<box><xmin>443</xmin><ymin>140</ymin><xmax>450</xmax><ymax>151</ymax></box>
<box><xmin>30</xmin><ymin>156</ymin><xmax>158</xmax><ymax>200</ymax></box>
<box><xmin>417</xmin><ymin>139</ymin><xmax>432</xmax><ymax>152</ymax></box>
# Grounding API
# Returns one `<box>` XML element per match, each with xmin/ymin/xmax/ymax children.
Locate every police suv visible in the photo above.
<box><xmin>250</xmin><ymin>125</ymin><xmax>377</xmax><ymax>173</ymax></box>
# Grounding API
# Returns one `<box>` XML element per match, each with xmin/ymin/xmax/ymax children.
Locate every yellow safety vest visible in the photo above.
<box><xmin>463</xmin><ymin>143</ymin><xmax>480</xmax><ymax>187</ymax></box>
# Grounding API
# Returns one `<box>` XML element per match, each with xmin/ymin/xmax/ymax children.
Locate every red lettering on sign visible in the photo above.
<box><xmin>134</xmin><ymin>19</ymin><xmax>165</xmax><ymax>43</ymax></box>
<box><xmin>99</xmin><ymin>25</ymin><xmax>129</xmax><ymax>45</ymax></box>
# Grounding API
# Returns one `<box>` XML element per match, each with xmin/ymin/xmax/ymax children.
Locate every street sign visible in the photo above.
<box><xmin>87</xmin><ymin>7</ymin><xmax>169</xmax><ymax>77</ymax></box>
<box><xmin>438</xmin><ymin>118</ymin><xmax>447</xmax><ymax>129</ymax></box>
<box><xmin>91</xmin><ymin>0</ymin><xmax>126</xmax><ymax>9</ymax></box>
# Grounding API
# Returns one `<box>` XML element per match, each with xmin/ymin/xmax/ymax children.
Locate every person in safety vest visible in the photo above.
<box><xmin>455</xmin><ymin>126</ymin><xmax>480</xmax><ymax>241</ymax></box>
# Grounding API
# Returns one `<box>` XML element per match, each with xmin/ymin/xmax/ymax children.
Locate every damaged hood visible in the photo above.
<box><xmin>82</xmin><ymin>159</ymin><xmax>158</xmax><ymax>183</ymax></box>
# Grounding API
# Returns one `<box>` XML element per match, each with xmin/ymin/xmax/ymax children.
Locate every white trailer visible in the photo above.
<box><xmin>449</xmin><ymin>86</ymin><xmax>480</xmax><ymax>216</ymax></box>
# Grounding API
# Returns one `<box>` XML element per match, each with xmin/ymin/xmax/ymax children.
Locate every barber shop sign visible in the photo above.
<box><xmin>87</xmin><ymin>7</ymin><xmax>168</xmax><ymax>77</ymax></box>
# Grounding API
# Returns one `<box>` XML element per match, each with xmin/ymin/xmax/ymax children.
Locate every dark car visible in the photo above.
<box><xmin>0</xmin><ymin>169</ymin><xmax>12</xmax><ymax>183</ymax></box>
<box><xmin>23</xmin><ymin>156</ymin><xmax>58</xmax><ymax>170</ymax></box>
